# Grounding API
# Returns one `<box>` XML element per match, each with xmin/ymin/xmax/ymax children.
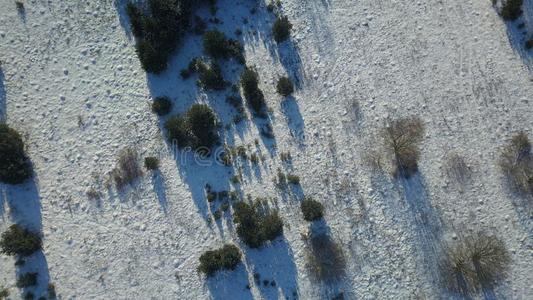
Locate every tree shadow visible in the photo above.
<box><xmin>206</xmin><ymin>263</ymin><xmax>253</xmax><ymax>300</ymax></box>
<box><xmin>244</xmin><ymin>238</ymin><xmax>299</xmax><ymax>300</ymax></box>
<box><xmin>280</xmin><ymin>96</ymin><xmax>305</xmax><ymax>147</ymax></box>
<box><xmin>275</xmin><ymin>40</ymin><xmax>305</xmax><ymax>89</ymax></box>
<box><xmin>2</xmin><ymin>177</ymin><xmax>52</xmax><ymax>298</ymax></box>
<box><xmin>151</xmin><ymin>170</ymin><xmax>168</xmax><ymax>214</ymax></box>
<box><xmin>396</xmin><ymin>173</ymin><xmax>444</xmax><ymax>293</ymax></box>
<box><xmin>0</xmin><ymin>67</ymin><xmax>5</xmax><ymax>122</ymax></box>
<box><xmin>500</xmin><ymin>1</ymin><xmax>533</xmax><ymax>69</ymax></box>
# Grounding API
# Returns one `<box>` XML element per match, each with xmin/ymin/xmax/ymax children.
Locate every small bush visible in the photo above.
<box><xmin>203</xmin><ymin>30</ymin><xmax>244</xmax><ymax>62</ymax></box>
<box><xmin>276</xmin><ymin>76</ymin><xmax>294</xmax><ymax>96</ymax></box>
<box><xmin>500</xmin><ymin>0</ymin><xmax>523</xmax><ymax>20</ymax></box>
<box><xmin>382</xmin><ymin>117</ymin><xmax>425</xmax><ymax>178</ymax></box>
<box><xmin>526</xmin><ymin>39</ymin><xmax>533</xmax><ymax>50</ymax></box>
<box><xmin>165</xmin><ymin>115</ymin><xmax>192</xmax><ymax>147</ymax></box>
<box><xmin>301</xmin><ymin>198</ymin><xmax>324</xmax><ymax>221</ymax></box>
<box><xmin>0</xmin><ymin>123</ymin><xmax>32</xmax><ymax>184</ymax></box>
<box><xmin>187</xmin><ymin>104</ymin><xmax>219</xmax><ymax>148</ymax></box>
<box><xmin>0</xmin><ymin>287</ymin><xmax>9</xmax><ymax>299</ymax></box>
<box><xmin>15</xmin><ymin>1</ymin><xmax>24</xmax><ymax>11</ymax></box>
<box><xmin>0</xmin><ymin>224</ymin><xmax>42</xmax><ymax>256</ymax></box>
<box><xmin>151</xmin><ymin>96</ymin><xmax>172</xmax><ymax>116</ymax></box>
<box><xmin>287</xmin><ymin>174</ymin><xmax>300</xmax><ymax>185</ymax></box>
<box><xmin>196</xmin><ymin>61</ymin><xmax>226</xmax><ymax>90</ymax></box>
<box><xmin>112</xmin><ymin>148</ymin><xmax>143</xmax><ymax>190</ymax></box>
<box><xmin>440</xmin><ymin>233</ymin><xmax>510</xmax><ymax>295</ymax></box>
<box><xmin>233</xmin><ymin>201</ymin><xmax>283</xmax><ymax>248</ymax></box>
<box><xmin>306</xmin><ymin>233</ymin><xmax>346</xmax><ymax>282</ymax></box>
<box><xmin>272</xmin><ymin>16</ymin><xmax>292</xmax><ymax>43</ymax></box>
<box><xmin>241</xmin><ymin>67</ymin><xmax>265</xmax><ymax>114</ymax></box>
<box><xmin>199</xmin><ymin>244</ymin><xmax>242</xmax><ymax>276</ymax></box>
<box><xmin>499</xmin><ymin>131</ymin><xmax>532</xmax><ymax>196</ymax></box>
<box><xmin>16</xmin><ymin>273</ymin><xmax>38</xmax><ymax>288</ymax></box>
<box><xmin>144</xmin><ymin>156</ymin><xmax>159</xmax><ymax>170</ymax></box>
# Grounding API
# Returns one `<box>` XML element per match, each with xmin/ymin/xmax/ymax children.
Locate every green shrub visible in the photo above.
<box><xmin>240</xmin><ymin>67</ymin><xmax>265</xmax><ymax>114</ymax></box>
<box><xmin>196</xmin><ymin>61</ymin><xmax>226</xmax><ymax>90</ymax></box>
<box><xmin>16</xmin><ymin>273</ymin><xmax>38</xmax><ymax>288</ymax></box>
<box><xmin>0</xmin><ymin>123</ymin><xmax>32</xmax><ymax>184</ymax></box>
<box><xmin>198</xmin><ymin>244</ymin><xmax>242</xmax><ymax>276</ymax></box>
<box><xmin>272</xmin><ymin>16</ymin><xmax>292</xmax><ymax>43</ymax></box>
<box><xmin>301</xmin><ymin>198</ymin><xmax>324</xmax><ymax>221</ymax></box>
<box><xmin>501</xmin><ymin>0</ymin><xmax>523</xmax><ymax>20</ymax></box>
<box><xmin>276</xmin><ymin>76</ymin><xmax>294</xmax><ymax>96</ymax></box>
<box><xmin>151</xmin><ymin>96</ymin><xmax>172</xmax><ymax>116</ymax></box>
<box><xmin>287</xmin><ymin>174</ymin><xmax>300</xmax><ymax>185</ymax></box>
<box><xmin>382</xmin><ymin>117</ymin><xmax>425</xmax><ymax>178</ymax></box>
<box><xmin>0</xmin><ymin>224</ymin><xmax>41</xmax><ymax>256</ymax></box>
<box><xmin>187</xmin><ymin>104</ymin><xmax>219</xmax><ymax>148</ymax></box>
<box><xmin>126</xmin><ymin>3</ymin><xmax>144</xmax><ymax>37</ymax></box>
<box><xmin>144</xmin><ymin>156</ymin><xmax>160</xmax><ymax>170</ymax></box>
<box><xmin>165</xmin><ymin>115</ymin><xmax>192</xmax><ymax>147</ymax></box>
<box><xmin>135</xmin><ymin>39</ymin><xmax>168</xmax><ymax>73</ymax></box>
<box><xmin>0</xmin><ymin>287</ymin><xmax>9</xmax><ymax>299</ymax></box>
<box><xmin>233</xmin><ymin>201</ymin><xmax>283</xmax><ymax>248</ymax></box>
<box><xmin>203</xmin><ymin>30</ymin><xmax>244</xmax><ymax>62</ymax></box>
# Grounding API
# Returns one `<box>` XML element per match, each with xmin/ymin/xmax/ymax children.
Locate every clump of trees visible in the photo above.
<box><xmin>165</xmin><ymin>104</ymin><xmax>219</xmax><ymax>149</ymax></box>
<box><xmin>500</xmin><ymin>0</ymin><xmax>523</xmax><ymax>21</ymax></box>
<box><xmin>276</xmin><ymin>76</ymin><xmax>294</xmax><ymax>96</ymax></box>
<box><xmin>440</xmin><ymin>233</ymin><xmax>510</xmax><ymax>295</ymax></box>
<box><xmin>196</xmin><ymin>61</ymin><xmax>227</xmax><ymax>90</ymax></box>
<box><xmin>240</xmin><ymin>67</ymin><xmax>266</xmax><ymax>115</ymax></box>
<box><xmin>0</xmin><ymin>124</ymin><xmax>32</xmax><ymax>184</ymax></box>
<box><xmin>0</xmin><ymin>224</ymin><xmax>42</xmax><ymax>257</ymax></box>
<box><xmin>198</xmin><ymin>244</ymin><xmax>242</xmax><ymax>276</ymax></box>
<box><xmin>203</xmin><ymin>30</ymin><xmax>245</xmax><ymax>63</ymax></box>
<box><xmin>499</xmin><ymin>131</ymin><xmax>532</xmax><ymax>196</ymax></box>
<box><xmin>144</xmin><ymin>156</ymin><xmax>160</xmax><ymax>170</ymax></box>
<box><xmin>382</xmin><ymin>117</ymin><xmax>425</xmax><ymax>178</ymax></box>
<box><xmin>233</xmin><ymin>201</ymin><xmax>283</xmax><ymax>248</ymax></box>
<box><xmin>301</xmin><ymin>197</ymin><xmax>324</xmax><ymax>221</ymax></box>
<box><xmin>272</xmin><ymin>16</ymin><xmax>292</xmax><ymax>43</ymax></box>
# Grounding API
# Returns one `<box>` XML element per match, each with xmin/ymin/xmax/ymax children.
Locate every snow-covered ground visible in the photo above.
<box><xmin>0</xmin><ymin>0</ymin><xmax>532</xmax><ymax>299</ymax></box>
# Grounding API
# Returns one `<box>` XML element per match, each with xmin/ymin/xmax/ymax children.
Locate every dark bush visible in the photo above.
<box><xmin>187</xmin><ymin>104</ymin><xmax>219</xmax><ymax>148</ymax></box>
<box><xmin>301</xmin><ymin>198</ymin><xmax>324</xmax><ymax>221</ymax></box>
<box><xmin>526</xmin><ymin>39</ymin><xmax>533</xmax><ymax>50</ymax></box>
<box><xmin>276</xmin><ymin>76</ymin><xmax>294</xmax><ymax>96</ymax></box>
<box><xmin>135</xmin><ymin>39</ymin><xmax>168</xmax><ymax>73</ymax></box>
<box><xmin>112</xmin><ymin>148</ymin><xmax>143</xmax><ymax>190</ymax></box>
<box><xmin>126</xmin><ymin>3</ymin><xmax>144</xmax><ymax>38</ymax></box>
<box><xmin>240</xmin><ymin>67</ymin><xmax>265</xmax><ymax>114</ymax></box>
<box><xmin>499</xmin><ymin>131</ymin><xmax>532</xmax><ymax>196</ymax></box>
<box><xmin>440</xmin><ymin>233</ymin><xmax>510</xmax><ymax>295</ymax></box>
<box><xmin>382</xmin><ymin>117</ymin><xmax>425</xmax><ymax>178</ymax></box>
<box><xmin>0</xmin><ymin>224</ymin><xmax>42</xmax><ymax>256</ymax></box>
<box><xmin>500</xmin><ymin>0</ymin><xmax>523</xmax><ymax>20</ymax></box>
<box><xmin>151</xmin><ymin>96</ymin><xmax>172</xmax><ymax>116</ymax></box>
<box><xmin>144</xmin><ymin>157</ymin><xmax>160</xmax><ymax>170</ymax></box>
<box><xmin>0</xmin><ymin>124</ymin><xmax>32</xmax><ymax>184</ymax></box>
<box><xmin>287</xmin><ymin>174</ymin><xmax>300</xmax><ymax>185</ymax></box>
<box><xmin>196</xmin><ymin>61</ymin><xmax>226</xmax><ymax>90</ymax></box>
<box><xmin>198</xmin><ymin>244</ymin><xmax>242</xmax><ymax>276</ymax></box>
<box><xmin>272</xmin><ymin>16</ymin><xmax>292</xmax><ymax>43</ymax></box>
<box><xmin>165</xmin><ymin>115</ymin><xmax>192</xmax><ymax>147</ymax></box>
<box><xmin>0</xmin><ymin>287</ymin><xmax>8</xmax><ymax>299</ymax></box>
<box><xmin>16</xmin><ymin>273</ymin><xmax>37</xmax><ymax>288</ymax></box>
<box><xmin>203</xmin><ymin>30</ymin><xmax>244</xmax><ymax>62</ymax></box>
<box><xmin>233</xmin><ymin>201</ymin><xmax>283</xmax><ymax>248</ymax></box>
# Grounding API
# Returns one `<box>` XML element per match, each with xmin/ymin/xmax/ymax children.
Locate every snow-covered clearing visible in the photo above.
<box><xmin>0</xmin><ymin>0</ymin><xmax>532</xmax><ymax>299</ymax></box>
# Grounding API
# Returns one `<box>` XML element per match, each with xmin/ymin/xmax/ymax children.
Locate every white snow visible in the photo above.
<box><xmin>0</xmin><ymin>0</ymin><xmax>532</xmax><ymax>299</ymax></box>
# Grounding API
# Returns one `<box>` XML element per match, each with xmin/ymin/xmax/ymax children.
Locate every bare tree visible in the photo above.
<box><xmin>112</xmin><ymin>148</ymin><xmax>143</xmax><ymax>191</ymax></box>
<box><xmin>499</xmin><ymin>131</ymin><xmax>533</xmax><ymax>197</ymax></box>
<box><xmin>382</xmin><ymin>117</ymin><xmax>425</xmax><ymax>178</ymax></box>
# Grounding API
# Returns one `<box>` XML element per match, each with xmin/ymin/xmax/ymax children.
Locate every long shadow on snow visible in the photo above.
<box><xmin>1</xmin><ymin>177</ymin><xmax>51</xmax><ymax>298</ymax></box>
<box><xmin>500</xmin><ymin>0</ymin><xmax>533</xmax><ymax>70</ymax></box>
<box><xmin>244</xmin><ymin>238</ymin><xmax>299</xmax><ymax>300</ymax></box>
<box><xmin>0</xmin><ymin>67</ymin><xmax>6</xmax><ymax>122</ymax></box>
<box><xmin>206</xmin><ymin>263</ymin><xmax>253</xmax><ymax>300</ymax></box>
<box><xmin>396</xmin><ymin>173</ymin><xmax>444</xmax><ymax>293</ymax></box>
